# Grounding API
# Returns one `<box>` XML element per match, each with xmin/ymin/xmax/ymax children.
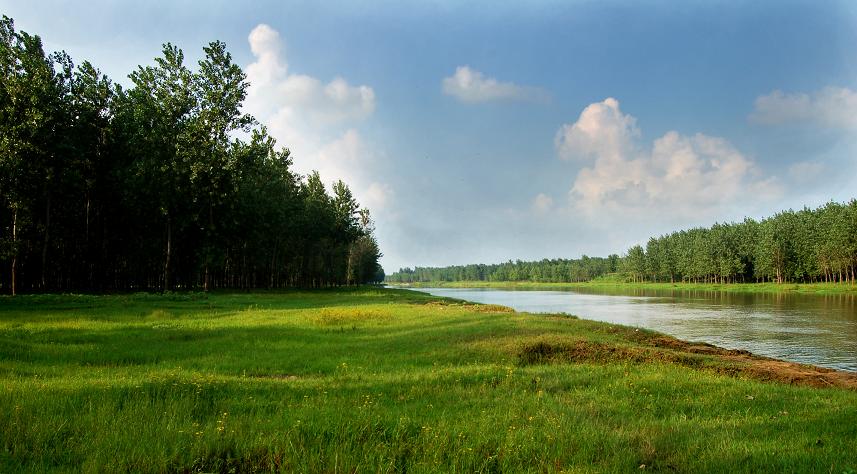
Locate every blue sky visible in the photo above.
<box><xmin>3</xmin><ymin>1</ymin><xmax>856</xmax><ymax>272</ymax></box>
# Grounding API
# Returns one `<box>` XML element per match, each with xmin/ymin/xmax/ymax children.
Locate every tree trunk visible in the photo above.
<box><xmin>85</xmin><ymin>194</ymin><xmax>92</xmax><ymax>290</ymax></box>
<box><xmin>85</xmin><ymin>194</ymin><xmax>90</xmax><ymax>244</ymax></box>
<box><xmin>41</xmin><ymin>194</ymin><xmax>51</xmax><ymax>290</ymax></box>
<box><xmin>11</xmin><ymin>208</ymin><xmax>17</xmax><ymax>296</ymax></box>
<box><xmin>163</xmin><ymin>217</ymin><xmax>172</xmax><ymax>291</ymax></box>
<box><xmin>270</xmin><ymin>250</ymin><xmax>276</xmax><ymax>289</ymax></box>
<box><xmin>204</xmin><ymin>196</ymin><xmax>214</xmax><ymax>292</ymax></box>
<box><xmin>242</xmin><ymin>248</ymin><xmax>248</xmax><ymax>290</ymax></box>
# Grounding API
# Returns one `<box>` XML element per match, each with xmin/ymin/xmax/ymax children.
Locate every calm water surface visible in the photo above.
<box><xmin>410</xmin><ymin>287</ymin><xmax>857</xmax><ymax>372</ymax></box>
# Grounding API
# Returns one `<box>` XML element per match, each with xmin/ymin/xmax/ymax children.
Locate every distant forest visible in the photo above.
<box><xmin>0</xmin><ymin>17</ymin><xmax>383</xmax><ymax>294</ymax></box>
<box><xmin>387</xmin><ymin>200</ymin><xmax>857</xmax><ymax>285</ymax></box>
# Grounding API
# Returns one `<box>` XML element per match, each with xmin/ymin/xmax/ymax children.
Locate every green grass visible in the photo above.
<box><xmin>392</xmin><ymin>279</ymin><xmax>857</xmax><ymax>295</ymax></box>
<box><xmin>1</xmin><ymin>288</ymin><xmax>856</xmax><ymax>472</ymax></box>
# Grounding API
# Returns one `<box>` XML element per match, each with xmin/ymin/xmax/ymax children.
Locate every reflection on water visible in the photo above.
<box><xmin>411</xmin><ymin>287</ymin><xmax>857</xmax><ymax>372</ymax></box>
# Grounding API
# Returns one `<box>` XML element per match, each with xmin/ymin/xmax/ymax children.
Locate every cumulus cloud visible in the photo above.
<box><xmin>750</xmin><ymin>87</ymin><xmax>857</xmax><ymax>129</ymax></box>
<box><xmin>246</xmin><ymin>24</ymin><xmax>374</xmax><ymax>125</ymax></box>
<box><xmin>246</xmin><ymin>24</ymin><xmax>286</xmax><ymax>84</ymax></box>
<box><xmin>555</xmin><ymin>97</ymin><xmax>639</xmax><ymax>161</ymax></box>
<box><xmin>442</xmin><ymin>66</ymin><xmax>548</xmax><ymax>103</ymax></box>
<box><xmin>243</xmin><ymin>24</ymin><xmax>390</xmax><ymax>213</ymax></box>
<box><xmin>555</xmin><ymin>98</ymin><xmax>781</xmax><ymax>220</ymax></box>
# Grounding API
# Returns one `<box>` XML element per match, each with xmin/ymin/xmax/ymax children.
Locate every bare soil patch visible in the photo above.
<box><xmin>518</xmin><ymin>335</ymin><xmax>857</xmax><ymax>390</ymax></box>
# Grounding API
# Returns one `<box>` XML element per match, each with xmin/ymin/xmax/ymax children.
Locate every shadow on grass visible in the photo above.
<box><xmin>0</xmin><ymin>288</ymin><xmax>449</xmax><ymax>323</ymax></box>
<box><xmin>0</xmin><ymin>310</ymin><xmax>517</xmax><ymax>379</ymax></box>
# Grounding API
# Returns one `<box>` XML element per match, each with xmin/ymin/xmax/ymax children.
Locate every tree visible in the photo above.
<box><xmin>0</xmin><ymin>16</ymin><xmax>72</xmax><ymax>293</ymax></box>
<box><xmin>348</xmin><ymin>235</ymin><xmax>383</xmax><ymax>285</ymax></box>
<box><xmin>625</xmin><ymin>245</ymin><xmax>646</xmax><ymax>283</ymax></box>
<box><xmin>190</xmin><ymin>41</ymin><xmax>254</xmax><ymax>290</ymax></box>
<box><xmin>126</xmin><ymin>43</ymin><xmax>196</xmax><ymax>290</ymax></box>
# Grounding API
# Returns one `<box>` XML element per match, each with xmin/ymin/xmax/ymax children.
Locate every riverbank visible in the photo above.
<box><xmin>389</xmin><ymin>280</ymin><xmax>857</xmax><ymax>294</ymax></box>
<box><xmin>2</xmin><ymin>288</ymin><xmax>856</xmax><ymax>472</ymax></box>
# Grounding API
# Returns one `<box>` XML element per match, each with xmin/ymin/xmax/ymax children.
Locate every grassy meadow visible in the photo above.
<box><xmin>1</xmin><ymin>288</ymin><xmax>856</xmax><ymax>472</ymax></box>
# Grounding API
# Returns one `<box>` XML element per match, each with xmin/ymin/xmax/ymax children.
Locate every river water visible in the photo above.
<box><xmin>409</xmin><ymin>287</ymin><xmax>857</xmax><ymax>372</ymax></box>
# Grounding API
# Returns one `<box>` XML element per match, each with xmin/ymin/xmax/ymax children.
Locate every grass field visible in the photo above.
<box><xmin>391</xmin><ymin>280</ymin><xmax>857</xmax><ymax>295</ymax></box>
<box><xmin>1</xmin><ymin>288</ymin><xmax>856</xmax><ymax>473</ymax></box>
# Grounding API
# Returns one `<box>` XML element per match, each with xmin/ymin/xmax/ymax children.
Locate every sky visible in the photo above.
<box><xmin>3</xmin><ymin>0</ymin><xmax>857</xmax><ymax>272</ymax></box>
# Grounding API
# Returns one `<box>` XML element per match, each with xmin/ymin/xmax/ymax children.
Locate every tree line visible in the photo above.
<box><xmin>623</xmin><ymin>201</ymin><xmax>857</xmax><ymax>284</ymax></box>
<box><xmin>387</xmin><ymin>200</ymin><xmax>857</xmax><ymax>285</ymax></box>
<box><xmin>0</xmin><ymin>16</ymin><xmax>383</xmax><ymax>294</ymax></box>
<box><xmin>386</xmin><ymin>255</ymin><xmax>620</xmax><ymax>283</ymax></box>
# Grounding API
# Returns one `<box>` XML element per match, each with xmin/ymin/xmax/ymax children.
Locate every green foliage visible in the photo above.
<box><xmin>640</xmin><ymin>202</ymin><xmax>857</xmax><ymax>284</ymax></box>
<box><xmin>0</xmin><ymin>17</ymin><xmax>382</xmax><ymax>293</ymax></box>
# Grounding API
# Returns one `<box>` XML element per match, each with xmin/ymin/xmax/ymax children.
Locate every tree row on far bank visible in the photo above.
<box><xmin>387</xmin><ymin>255</ymin><xmax>620</xmax><ymax>284</ymax></box>
<box><xmin>387</xmin><ymin>200</ymin><xmax>857</xmax><ymax>285</ymax></box>
<box><xmin>623</xmin><ymin>201</ymin><xmax>857</xmax><ymax>284</ymax></box>
<box><xmin>0</xmin><ymin>16</ymin><xmax>383</xmax><ymax>294</ymax></box>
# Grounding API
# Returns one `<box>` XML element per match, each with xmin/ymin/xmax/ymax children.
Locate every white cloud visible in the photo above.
<box><xmin>365</xmin><ymin>182</ymin><xmax>395</xmax><ymax>211</ymax></box>
<box><xmin>309</xmin><ymin>129</ymin><xmax>393</xmax><ymax>212</ymax></box>
<box><xmin>532</xmin><ymin>193</ymin><xmax>553</xmax><ymax>214</ymax></box>
<box><xmin>245</xmin><ymin>25</ymin><xmax>375</xmax><ymax>126</ymax></box>
<box><xmin>787</xmin><ymin>160</ymin><xmax>825</xmax><ymax>185</ymax></box>
<box><xmin>555</xmin><ymin>98</ymin><xmax>781</xmax><ymax>221</ymax></box>
<box><xmin>246</xmin><ymin>24</ymin><xmax>286</xmax><ymax>84</ymax></box>
<box><xmin>442</xmin><ymin>66</ymin><xmax>547</xmax><ymax>103</ymax></box>
<box><xmin>750</xmin><ymin>87</ymin><xmax>857</xmax><ymax>129</ymax></box>
<box><xmin>314</xmin><ymin>128</ymin><xmax>363</xmax><ymax>173</ymax></box>
<box><xmin>243</xmin><ymin>24</ymin><xmax>391</xmax><ymax>214</ymax></box>
<box><xmin>555</xmin><ymin>97</ymin><xmax>639</xmax><ymax>161</ymax></box>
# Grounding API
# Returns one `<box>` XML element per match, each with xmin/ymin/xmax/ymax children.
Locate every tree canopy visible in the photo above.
<box><xmin>0</xmin><ymin>16</ymin><xmax>383</xmax><ymax>294</ymax></box>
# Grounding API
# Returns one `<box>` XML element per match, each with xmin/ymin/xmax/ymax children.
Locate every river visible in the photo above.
<box><xmin>408</xmin><ymin>286</ymin><xmax>857</xmax><ymax>372</ymax></box>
